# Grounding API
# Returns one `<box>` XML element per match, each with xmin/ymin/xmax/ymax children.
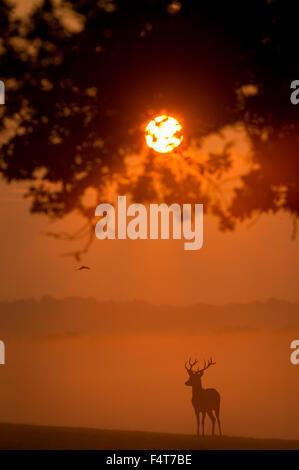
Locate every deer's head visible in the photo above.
<box><xmin>184</xmin><ymin>357</ymin><xmax>216</xmax><ymax>386</ymax></box>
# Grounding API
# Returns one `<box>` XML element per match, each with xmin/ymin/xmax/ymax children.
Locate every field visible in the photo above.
<box><xmin>0</xmin><ymin>423</ymin><xmax>298</xmax><ymax>450</ymax></box>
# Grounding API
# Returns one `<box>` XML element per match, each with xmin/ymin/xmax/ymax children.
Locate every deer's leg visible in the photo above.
<box><xmin>201</xmin><ymin>411</ymin><xmax>206</xmax><ymax>437</ymax></box>
<box><xmin>207</xmin><ymin>410</ymin><xmax>215</xmax><ymax>436</ymax></box>
<box><xmin>215</xmin><ymin>409</ymin><xmax>222</xmax><ymax>436</ymax></box>
<box><xmin>195</xmin><ymin>410</ymin><xmax>200</xmax><ymax>437</ymax></box>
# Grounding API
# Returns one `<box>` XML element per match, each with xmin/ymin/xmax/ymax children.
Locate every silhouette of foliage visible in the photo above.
<box><xmin>0</xmin><ymin>0</ymin><xmax>298</xmax><ymax>232</ymax></box>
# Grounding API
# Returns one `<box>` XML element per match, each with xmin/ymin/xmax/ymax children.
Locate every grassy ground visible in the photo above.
<box><xmin>0</xmin><ymin>423</ymin><xmax>298</xmax><ymax>450</ymax></box>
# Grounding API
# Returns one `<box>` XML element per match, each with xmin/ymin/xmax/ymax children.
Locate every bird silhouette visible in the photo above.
<box><xmin>76</xmin><ymin>265</ymin><xmax>91</xmax><ymax>270</ymax></box>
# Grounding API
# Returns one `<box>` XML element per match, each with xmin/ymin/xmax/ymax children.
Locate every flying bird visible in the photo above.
<box><xmin>76</xmin><ymin>265</ymin><xmax>91</xmax><ymax>271</ymax></box>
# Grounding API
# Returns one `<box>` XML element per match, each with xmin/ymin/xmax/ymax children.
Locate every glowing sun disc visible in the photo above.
<box><xmin>145</xmin><ymin>115</ymin><xmax>183</xmax><ymax>153</ymax></box>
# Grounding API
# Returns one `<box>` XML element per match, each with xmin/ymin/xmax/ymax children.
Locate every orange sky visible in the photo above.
<box><xmin>0</xmin><ymin>178</ymin><xmax>298</xmax><ymax>305</ymax></box>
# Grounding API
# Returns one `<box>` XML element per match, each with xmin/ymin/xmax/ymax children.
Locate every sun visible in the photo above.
<box><xmin>145</xmin><ymin>115</ymin><xmax>183</xmax><ymax>153</ymax></box>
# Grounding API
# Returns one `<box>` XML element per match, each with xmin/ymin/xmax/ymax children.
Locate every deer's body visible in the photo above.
<box><xmin>185</xmin><ymin>358</ymin><xmax>222</xmax><ymax>437</ymax></box>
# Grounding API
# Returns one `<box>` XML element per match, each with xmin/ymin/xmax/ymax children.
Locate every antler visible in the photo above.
<box><xmin>185</xmin><ymin>357</ymin><xmax>198</xmax><ymax>373</ymax></box>
<box><xmin>200</xmin><ymin>357</ymin><xmax>216</xmax><ymax>373</ymax></box>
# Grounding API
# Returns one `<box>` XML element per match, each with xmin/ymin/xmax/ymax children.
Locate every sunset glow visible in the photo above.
<box><xmin>145</xmin><ymin>115</ymin><xmax>183</xmax><ymax>153</ymax></box>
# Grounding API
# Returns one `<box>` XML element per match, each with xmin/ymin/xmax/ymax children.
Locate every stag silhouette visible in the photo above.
<box><xmin>185</xmin><ymin>357</ymin><xmax>222</xmax><ymax>437</ymax></box>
